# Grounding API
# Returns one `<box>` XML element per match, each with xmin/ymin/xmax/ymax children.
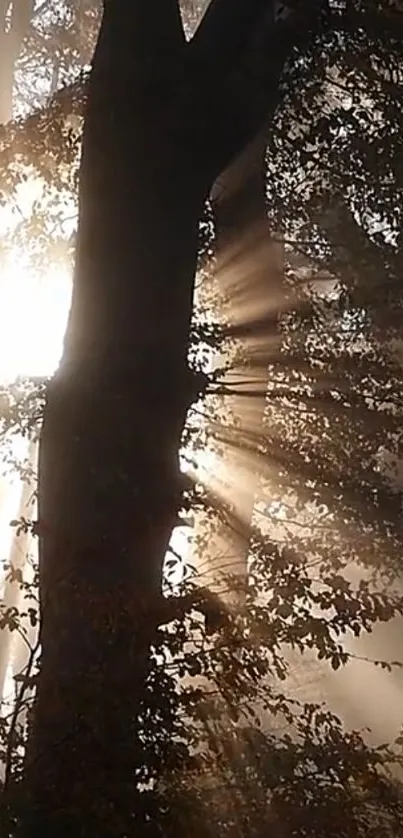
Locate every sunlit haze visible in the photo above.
<box><xmin>0</xmin><ymin>179</ymin><xmax>72</xmax><ymax>709</ymax></box>
<box><xmin>0</xmin><ymin>257</ymin><xmax>71</xmax><ymax>382</ymax></box>
<box><xmin>0</xmin><ymin>168</ymin><xmax>402</xmax><ymax>755</ymax></box>
<box><xmin>0</xmin><ymin>177</ymin><xmax>73</xmax><ymax>383</ymax></box>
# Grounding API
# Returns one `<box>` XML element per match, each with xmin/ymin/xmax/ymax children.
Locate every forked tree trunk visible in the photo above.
<box><xmin>22</xmin><ymin>11</ymin><xmax>204</xmax><ymax>838</ymax></box>
<box><xmin>19</xmin><ymin>1</ymin><xmax>296</xmax><ymax>835</ymax></box>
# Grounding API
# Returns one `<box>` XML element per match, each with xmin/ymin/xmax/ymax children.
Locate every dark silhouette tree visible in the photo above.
<box><xmin>22</xmin><ymin>1</ymin><xmax>296</xmax><ymax>834</ymax></box>
<box><xmin>0</xmin><ymin>1</ymin><xmax>402</xmax><ymax>837</ymax></box>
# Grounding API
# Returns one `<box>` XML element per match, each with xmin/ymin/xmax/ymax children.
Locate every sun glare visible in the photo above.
<box><xmin>0</xmin><ymin>178</ymin><xmax>73</xmax><ymax>663</ymax></box>
<box><xmin>0</xmin><ymin>256</ymin><xmax>72</xmax><ymax>383</ymax></box>
<box><xmin>0</xmin><ymin>177</ymin><xmax>73</xmax><ymax>384</ymax></box>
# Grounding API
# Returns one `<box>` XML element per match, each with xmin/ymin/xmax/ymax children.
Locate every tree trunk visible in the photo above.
<box><xmin>0</xmin><ymin>0</ymin><xmax>14</xmax><ymax>124</ymax></box>
<box><xmin>21</xmin><ymin>4</ymin><xmax>208</xmax><ymax>837</ymax></box>
<box><xmin>20</xmin><ymin>1</ymin><xmax>295</xmax><ymax>834</ymax></box>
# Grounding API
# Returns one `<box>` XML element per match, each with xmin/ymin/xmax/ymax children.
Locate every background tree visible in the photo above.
<box><xmin>0</xmin><ymin>0</ymin><xmax>34</xmax><ymax>124</ymax></box>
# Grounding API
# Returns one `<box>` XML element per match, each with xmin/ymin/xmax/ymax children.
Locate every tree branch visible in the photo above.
<box><xmin>191</xmin><ymin>7</ymin><xmax>294</xmax><ymax>184</ymax></box>
<box><xmin>315</xmin><ymin>198</ymin><xmax>398</xmax><ymax>284</ymax></box>
<box><xmin>192</xmin><ymin>0</ymin><xmax>329</xmax><ymax>183</ymax></box>
<box><xmin>94</xmin><ymin>0</ymin><xmax>186</xmax><ymax>85</ymax></box>
<box><xmin>156</xmin><ymin>586</ymin><xmax>230</xmax><ymax>635</ymax></box>
<box><xmin>189</xmin><ymin>0</ymin><xmax>274</xmax><ymax>77</ymax></box>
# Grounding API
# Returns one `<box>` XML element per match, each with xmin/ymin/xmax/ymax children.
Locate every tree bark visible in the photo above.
<box><xmin>20</xmin><ymin>1</ymin><xmax>299</xmax><ymax>835</ymax></box>
<box><xmin>22</xmin><ymin>9</ymin><xmax>199</xmax><ymax>838</ymax></box>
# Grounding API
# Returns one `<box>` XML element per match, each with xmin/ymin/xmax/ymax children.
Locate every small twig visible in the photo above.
<box><xmin>3</xmin><ymin>638</ymin><xmax>39</xmax><ymax>791</ymax></box>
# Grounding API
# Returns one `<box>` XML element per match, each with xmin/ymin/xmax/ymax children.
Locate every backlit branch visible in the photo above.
<box><xmin>194</xmin><ymin>0</ymin><xmax>330</xmax><ymax>183</ymax></box>
<box><xmin>189</xmin><ymin>0</ymin><xmax>273</xmax><ymax>76</ymax></box>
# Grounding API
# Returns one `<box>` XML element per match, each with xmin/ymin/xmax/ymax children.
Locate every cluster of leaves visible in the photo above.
<box><xmin>206</xmin><ymin>1</ymin><xmax>403</xmax><ymax>584</ymax></box>
<box><xmin>1</xmin><ymin>547</ymin><xmax>403</xmax><ymax>837</ymax></box>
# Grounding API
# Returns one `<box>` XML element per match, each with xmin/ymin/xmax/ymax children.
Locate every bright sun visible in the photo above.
<box><xmin>0</xmin><ymin>180</ymin><xmax>73</xmax><ymax>609</ymax></box>
<box><xmin>0</xmin><ymin>177</ymin><xmax>73</xmax><ymax>384</ymax></box>
<box><xmin>0</xmin><ymin>257</ymin><xmax>72</xmax><ymax>383</ymax></box>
